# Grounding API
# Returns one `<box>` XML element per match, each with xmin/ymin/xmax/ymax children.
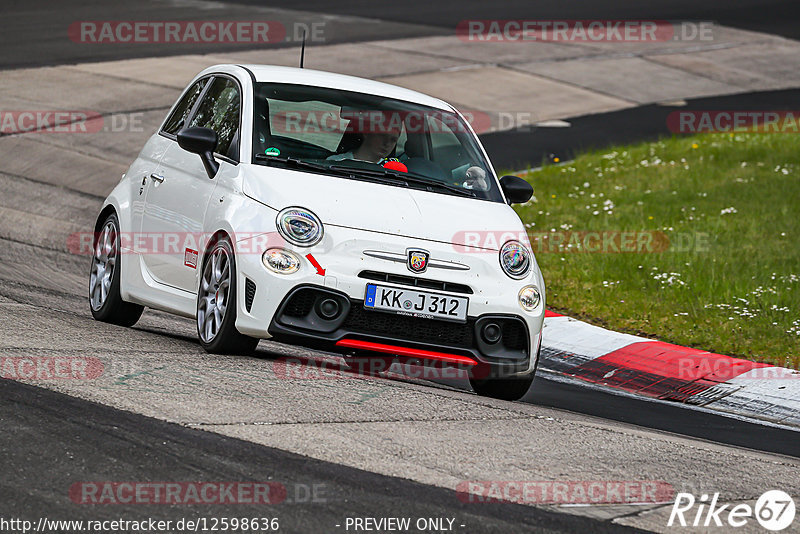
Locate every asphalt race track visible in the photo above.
<box><xmin>1</xmin><ymin>379</ymin><xmax>630</xmax><ymax>534</ymax></box>
<box><xmin>3</xmin><ymin>0</ymin><xmax>799</xmax><ymax>69</ymax></box>
<box><xmin>1</xmin><ymin>1</ymin><xmax>799</xmax><ymax>533</ymax></box>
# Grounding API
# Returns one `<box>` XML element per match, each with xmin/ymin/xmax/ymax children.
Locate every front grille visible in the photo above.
<box><xmin>493</xmin><ymin>318</ymin><xmax>527</xmax><ymax>351</ymax></box>
<box><xmin>244</xmin><ymin>278</ymin><xmax>256</xmax><ymax>312</ymax></box>
<box><xmin>283</xmin><ymin>287</ymin><xmax>318</xmax><ymax>317</ymax></box>
<box><xmin>343</xmin><ymin>305</ymin><xmax>475</xmax><ymax>348</ymax></box>
<box><xmin>359</xmin><ymin>270</ymin><xmax>473</xmax><ymax>295</ymax></box>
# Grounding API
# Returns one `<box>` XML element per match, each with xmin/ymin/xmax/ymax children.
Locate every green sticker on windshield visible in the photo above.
<box><xmin>264</xmin><ymin>147</ymin><xmax>280</xmax><ymax>156</ymax></box>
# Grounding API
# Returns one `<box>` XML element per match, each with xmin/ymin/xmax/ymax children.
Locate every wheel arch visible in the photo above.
<box><xmin>200</xmin><ymin>229</ymin><xmax>233</xmax><ymax>268</ymax></box>
<box><xmin>93</xmin><ymin>204</ymin><xmax>118</xmax><ymax>244</ymax></box>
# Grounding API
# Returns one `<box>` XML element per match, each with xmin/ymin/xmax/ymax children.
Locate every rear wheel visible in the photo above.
<box><xmin>469</xmin><ymin>374</ymin><xmax>534</xmax><ymax>401</ymax></box>
<box><xmin>197</xmin><ymin>237</ymin><xmax>259</xmax><ymax>354</ymax></box>
<box><xmin>89</xmin><ymin>213</ymin><xmax>144</xmax><ymax>326</ymax></box>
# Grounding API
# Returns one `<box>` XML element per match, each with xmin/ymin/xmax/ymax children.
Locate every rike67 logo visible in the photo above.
<box><xmin>668</xmin><ymin>490</ymin><xmax>796</xmax><ymax>531</ymax></box>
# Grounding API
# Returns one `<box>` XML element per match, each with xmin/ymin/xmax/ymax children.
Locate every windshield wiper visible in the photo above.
<box><xmin>329</xmin><ymin>165</ymin><xmax>476</xmax><ymax>198</ymax></box>
<box><xmin>255</xmin><ymin>154</ymin><xmax>476</xmax><ymax>198</ymax></box>
<box><xmin>255</xmin><ymin>154</ymin><xmax>410</xmax><ymax>187</ymax></box>
<box><xmin>254</xmin><ymin>153</ymin><xmax>330</xmax><ymax>172</ymax></box>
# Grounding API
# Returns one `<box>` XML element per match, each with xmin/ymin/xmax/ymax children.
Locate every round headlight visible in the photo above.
<box><xmin>518</xmin><ymin>286</ymin><xmax>541</xmax><ymax>312</ymax></box>
<box><xmin>499</xmin><ymin>240</ymin><xmax>531</xmax><ymax>279</ymax></box>
<box><xmin>262</xmin><ymin>248</ymin><xmax>300</xmax><ymax>274</ymax></box>
<box><xmin>276</xmin><ymin>207</ymin><xmax>323</xmax><ymax>247</ymax></box>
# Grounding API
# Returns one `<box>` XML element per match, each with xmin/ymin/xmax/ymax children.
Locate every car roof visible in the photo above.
<box><xmin>235</xmin><ymin>64</ymin><xmax>455</xmax><ymax>112</ymax></box>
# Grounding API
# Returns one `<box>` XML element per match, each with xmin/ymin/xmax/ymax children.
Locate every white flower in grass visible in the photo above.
<box><xmin>652</xmin><ymin>271</ymin><xmax>686</xmax><ymax>287</ymax></box>
<box><xmin>720</xmin><ymin>207</ymin><xmax>737</xmax><ymax>215</ymax></box>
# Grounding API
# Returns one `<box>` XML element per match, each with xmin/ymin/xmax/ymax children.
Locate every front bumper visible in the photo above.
<box><xmin>233</xmin><ymin>225</ymin><xmax>545</xmax><ymax>376</ymax></box>
<box><xmin>266</xmin><ymin>284</ymin><xmax>536</xmax><ymax>377</ymax></box>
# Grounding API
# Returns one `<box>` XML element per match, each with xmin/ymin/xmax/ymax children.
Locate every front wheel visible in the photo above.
<box><xmin>469</xmin><ymin>374</ymin><xmax>534</xmax><ymax>401</ymax></box>
<box><xmin>196</xmin><ymin>237</ymin><xmax>259</xmax><ymax>354</ymax></box>
<box><xmin>89</xmin><ymin>213</ymin><xmax>144</xmax><ymax>326</ymax></box>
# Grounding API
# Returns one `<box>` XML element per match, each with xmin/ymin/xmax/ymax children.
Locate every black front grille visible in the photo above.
<box><xmin>343</xmin><ymin>305</ymin><xmax>475</xmax><ymax>348</ymax></box>
<box><xmin>494</xmin><ymin>318</ymin><xmax>527</xmax><ymax>351</ymax></box>
<box><xmin>359</xmin><ymin>270</ymin><xmax>473</xmax><ymax>295</ymax></box>
<box><xmin>244</xmin><ymin>278</ymin><xmax>256</xmax><ymax>312</ymax></box>
<box><xmin>283</xmin><ymin>287</ymin><xmax>318</xmax><ymax>317</ymax></box>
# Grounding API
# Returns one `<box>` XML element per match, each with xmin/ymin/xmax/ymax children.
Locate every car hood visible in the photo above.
<box><xmin>242</xmin><ymin>166</ymin><xmax>527</xmax><ymax>251</ymax></box>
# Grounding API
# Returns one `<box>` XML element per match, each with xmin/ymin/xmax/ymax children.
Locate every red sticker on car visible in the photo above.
<box><xmin>184</xmin><ymin>248</ymin><xmax>198</xmax><ymax>269</ymax></box>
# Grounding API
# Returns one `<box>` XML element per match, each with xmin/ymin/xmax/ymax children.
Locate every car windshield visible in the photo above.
<box><xmin>251</xmin><ymin>82</ymin><xmax>503</xmax><ymax>202</ymax></box>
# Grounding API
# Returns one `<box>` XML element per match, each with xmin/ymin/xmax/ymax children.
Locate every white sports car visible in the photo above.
<box><xmin>89</xmin><ymin>64</ymin><xmax>545</xmax><ymax>400</ymax></box>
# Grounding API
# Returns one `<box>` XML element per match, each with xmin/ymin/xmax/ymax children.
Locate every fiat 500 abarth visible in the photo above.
<box><xmin>89</xmin><ymin>64</ymin><xmax>545</xmax><ymax>400</ymax></box>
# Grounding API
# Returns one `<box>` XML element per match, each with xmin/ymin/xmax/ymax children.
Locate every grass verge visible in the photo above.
<box><xmin>513</xmin><ymin>132</ymin><xmax>799</xmax><ymax>368</ymax></box>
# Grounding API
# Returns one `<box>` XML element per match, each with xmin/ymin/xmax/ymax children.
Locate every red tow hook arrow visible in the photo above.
<box><xmin>305</xmin><ymin>253</ymin><xmax>326</xmax><ymax>276</ymax></box>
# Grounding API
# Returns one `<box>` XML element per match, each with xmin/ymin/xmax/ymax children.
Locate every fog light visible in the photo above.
<box><xmin>262</xmin><ymin>248</ymin><xmax>300</xmax><ymax>274</ymax></box>
<box><xmin>518</xmin><ymin>286</ymin><xmax>541</xmax><ymax>312</ymax></box>
<box><xmin>481</xmin><ymin>323</ymin><xmax>502</xmax><ymax>344</ymax></box>
<box><xmin>318</xmin><ymin>298</ymin><xmax>341</xmax><ymax>319</ymax></box>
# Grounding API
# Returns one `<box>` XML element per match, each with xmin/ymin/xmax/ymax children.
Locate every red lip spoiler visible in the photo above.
<box><xmin>335</xmin><ymin>339</ymin><xmax>477</xmax><ymax>366</ymax></box>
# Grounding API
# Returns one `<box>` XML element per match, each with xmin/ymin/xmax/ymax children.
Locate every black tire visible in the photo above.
<box><xmin>469</xmin><ymin>374</ymin><xmax>534</xmax><ymax>401</ymax></box>
<box><xmin>89</xmin><ymin>213</ymin><xmax>144</xmax><ymax>327</ymax></box>
<box><xmin>196</xmin><ymin>237</ymin><xmax>259</xmax><ymax>354</ymax></box>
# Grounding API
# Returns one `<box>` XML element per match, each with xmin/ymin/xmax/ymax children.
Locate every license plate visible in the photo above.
<box><xmin>364</xmin><ymin>284</ymin><xmax>468</xmax><ymax>323</ymax></box>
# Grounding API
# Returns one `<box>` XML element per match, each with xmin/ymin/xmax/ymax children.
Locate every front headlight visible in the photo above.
<box><xmin>499</xmin><ymin>240</ymin><xmax>531</xmax><ymax>279</ymax></box>
<box><xmin>276</xmin><ymin>207</ymin><xmax>323</xmax><ymax>247</ymax></box>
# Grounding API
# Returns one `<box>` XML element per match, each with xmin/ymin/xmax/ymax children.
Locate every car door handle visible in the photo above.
<box><xmin>149</xmin><ymin>173</ymin><xmax>165</xmax><ymax>183</ymax></box>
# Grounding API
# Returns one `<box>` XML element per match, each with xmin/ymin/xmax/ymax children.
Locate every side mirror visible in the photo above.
<box><xmin>177</xmin><ymin>127</ymin><xmax>219</xmax><ymax>179</ymax></box>
<box><xmin>499</xmin><ymin>175</ymin><xmax>533</xmax><ymax>204</ymax></box>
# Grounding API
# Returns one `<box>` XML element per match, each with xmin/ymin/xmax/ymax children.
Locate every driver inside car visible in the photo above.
<box><xmin>327</xmin><ymin>127</ymin><xmax>401</xmax><ymax>164</ymax></box>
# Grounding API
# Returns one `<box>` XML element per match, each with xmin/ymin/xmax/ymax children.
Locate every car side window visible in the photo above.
<box><xmin>189</xmin><ymin>77</ymin><xmax>241</xmax><ymax>160</ymax></box>
<box><xmin>162</xmin><ymin>78</ymin><xmax>208</xmax><ymax>136</ymax></box>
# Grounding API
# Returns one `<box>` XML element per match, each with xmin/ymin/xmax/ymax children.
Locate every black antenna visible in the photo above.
<box><xmin>300</xmin><ymin>29</ymin><xmax>306</xmax><ymax>68</ymax></box>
